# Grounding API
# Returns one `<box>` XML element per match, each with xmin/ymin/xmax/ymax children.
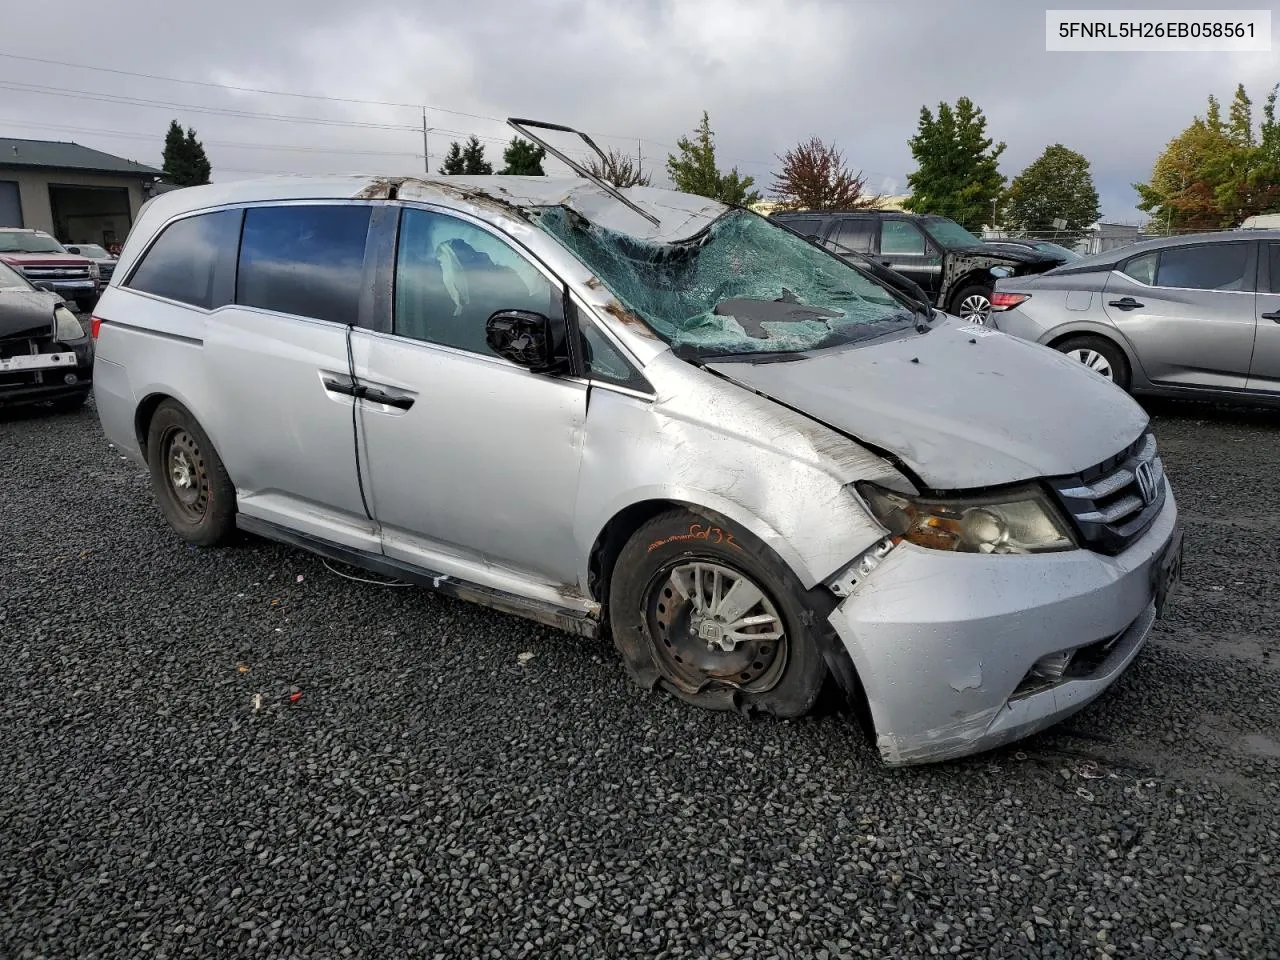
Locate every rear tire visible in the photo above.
<box><xmin>145</xmin><ymin>400</ymin><xmax>237</xmax><ymax>546</ymax></box>
<box><xmin>607</xmin><ymin>508</ymin><xmax>828</xmax><ymax>718</ymax></box>
<box><xmin>949</xmin><ymin>283</ymin><xmax>993</xmax><ymax>324</ymax></box>
<box><xmin>1055</xmin><ymin>335</ymin><xmax>1131</xmax><ymax>391</ymax></box>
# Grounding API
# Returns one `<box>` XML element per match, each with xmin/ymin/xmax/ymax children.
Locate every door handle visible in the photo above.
<box><xmin>1107</xmin><ymin>297</ymin><xmax>1144</xmax><ymax>310</ymax></box>
<box><xmin>359</xmin><ymin>385</ymin><xmax>415</xmax><ymax>410</ymax></box>
<box><xmin>321</xmin><ymin>375</ymin><xmax>359</xmax><ymax>398</ymax></box>
<box><xmin>1261</xmin><ymin>311</ymin><xmax>1280</xmax><ymax>322</ymax></box>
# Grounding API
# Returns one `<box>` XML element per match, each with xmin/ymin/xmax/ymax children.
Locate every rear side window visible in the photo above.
<box><xmin>126</xmin><ymin>209</ymin><xmax>241</xmax><ymax>309</ymax></box>
<box><xmin>830</xmin><ymin>218</ymin><xmax>874</xmax><ymax>253</ymax></box>
<box><xmin>1269</xmin><ymin>243</ymin><xmax>1280</xmax><ymax>294</ymax></box>
<box><xmin>236</xmin><ymin>204</ymin><xmax>371</xmax><ymax>324</ymax></box>
<box><xmin>778</xmin><ymin>216</ymin><xmax>821</xmax><ymax>237</ymax></box>
<box><xmin>1155</xmin><ymin>243</ymin><xmax>1250</xmax><ymax>291</ymax></box>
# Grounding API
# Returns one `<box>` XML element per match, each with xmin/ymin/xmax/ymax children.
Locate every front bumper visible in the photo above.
<box><xmin>828</xmin><ymin>480</ymin><xmax>1178</xmax><ymax>765</ymax></box>
<box><xmin>0</xmin><ymin>339</ymin><xmax>94</xmax><ymax>407</ymax></box>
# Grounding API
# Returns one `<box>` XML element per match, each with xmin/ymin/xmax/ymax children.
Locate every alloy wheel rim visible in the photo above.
<box><xmin>959</xmin><ymin>294</ymin><xmax>991</xmax><ymax>323</ymax></box>
<box><xmin>164</xmin><ymin>427</ymin><xmax>210</xmax><ymax>520</ymax></box>
<box><xmin>646</xmin><ymin>560</ymin><xmax>788</xmax><ymax>694</ymax></box>
<box><xmin>1067</xmin><ymin>348</ymin><xmax>1114</xmax><ymax>380</ymax></box>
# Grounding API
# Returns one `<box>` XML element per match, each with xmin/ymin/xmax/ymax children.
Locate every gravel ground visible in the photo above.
<box><xmin>2</xmin><ymin>395</ymin><xmax>1278</xmax><ymax>959</ymax></box>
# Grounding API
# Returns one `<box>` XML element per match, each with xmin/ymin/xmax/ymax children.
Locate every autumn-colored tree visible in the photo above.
<box><xmin>1136</xmin><ymin>83</ymin><xmax>1280</xmax><ymax>231</ymax></box>
<box><xmin>586</xmin><ymin>147</ymin><xmax>651</xmax><ymax>188</ymax></box>
<box><xmin>770</xmin><ymin>137</ymin><xmax>875</xmax><ymax>211</ymax></box>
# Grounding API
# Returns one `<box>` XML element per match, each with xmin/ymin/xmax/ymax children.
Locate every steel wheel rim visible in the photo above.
<box><xmin>645</xmin><ymin>560</ymin><xmax>788</xmax><ymax>694</ymax></box>
<box><xmin>163</xmin><ymin>426</ymin><xmax>210</xmax><ymax>521</ymax></box>
<box><xmin>959</xmin><ymin>294</ymin><xmax>991</xmax><ymax>323</ymax></box>
<box><xmin>1067</xmin><ymin>348</ymin><xmax>1114</xmax><ymax>380</ymax></box>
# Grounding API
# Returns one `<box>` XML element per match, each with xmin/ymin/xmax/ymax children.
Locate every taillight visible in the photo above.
<box><xmin>90</xmin><ymin>316</ymin><xmax>103</xmax><ymax>339</ymax></box>
<box><xmin>989</xmin><ymin>292</ymin><xmax>1029</xmax><ymax>312</ymax></box>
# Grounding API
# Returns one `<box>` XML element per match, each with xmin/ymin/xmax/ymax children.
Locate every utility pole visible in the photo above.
<box><xmin>422</xmin><ymin>108</ymin><xmax>429</xmax><ymax>174</ymax></box>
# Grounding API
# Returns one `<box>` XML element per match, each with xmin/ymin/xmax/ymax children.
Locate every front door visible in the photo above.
<box><xmin>351</xmin><ymin>205</ymin><xmax>588</xmax><ymax>593</ymax></box>
<box><xmin>1102</xmin><ymin>240</ymin><xmax>1257</xmax><ymax>390</ymax></box>
<box><xmin>875</xmin><ymin>218</ymin><xmax>943</xmax><ymax>300</ymax></box>
<box><xmin>1248</xmin><ymin>240</ymin><xmax>1280</xmax><ymax>394</ymax></box>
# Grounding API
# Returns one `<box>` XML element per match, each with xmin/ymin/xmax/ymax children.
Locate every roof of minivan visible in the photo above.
<box><xmin>133</xmin><ymin>175</ymin><xmax>729</xmax><ymax>245</ymax></box>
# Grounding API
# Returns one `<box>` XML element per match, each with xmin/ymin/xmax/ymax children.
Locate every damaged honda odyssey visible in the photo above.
<box><xmin>91</xmin><ymin>119</ymin><xmax>1182</xmax><ymax>765</ymax></box>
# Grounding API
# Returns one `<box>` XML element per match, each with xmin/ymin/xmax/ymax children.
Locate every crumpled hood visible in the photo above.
<box><xmin>0</xmin><ymin>289</ymin><xmax>57</xmax><ymax>340</ymax></box>
<box><xmin>705</xmin><ymin>320</ymin><xmax>1149</xmax><ymax>490</ymax></box>
<box><xmin>951</xmin><ymin>243</ymin><xmax>1054</xmax><ymax>265</ymax></box>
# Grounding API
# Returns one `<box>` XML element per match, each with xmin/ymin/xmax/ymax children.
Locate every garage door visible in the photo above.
<box><xmin>0</xmin><ymin>181</ymin><xmax>21</xmax><ymax>227</ymax></box>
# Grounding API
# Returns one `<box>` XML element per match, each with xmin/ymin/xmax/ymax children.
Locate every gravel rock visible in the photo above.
<box><xmin>0</xmin><ymin>396</ymin><xmax>1277</xmax><ymax>958</ymax></box>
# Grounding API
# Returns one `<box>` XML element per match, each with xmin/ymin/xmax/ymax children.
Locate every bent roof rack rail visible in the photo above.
<box><xmin>506</xmin><ymin>117</ymin><xmax>661</xmax><ymax>228</ymax></box>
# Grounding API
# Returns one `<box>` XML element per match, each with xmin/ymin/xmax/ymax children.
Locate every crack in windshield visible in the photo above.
<box><xmin>533</xmin><ymin>207</ymin><xmax>917</xmax><ymax>358</ymax></box>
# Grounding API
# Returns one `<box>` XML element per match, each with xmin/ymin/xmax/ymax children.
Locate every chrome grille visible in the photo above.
<box><xmin>1050</xmin><ymin>432</ymin><xmax>1166</xmax><ymax>555</ymax></box>
<box><xmin>22</xmin><ymin>265</ymin><xmax>91</xmax><ymax>280</ymax></box>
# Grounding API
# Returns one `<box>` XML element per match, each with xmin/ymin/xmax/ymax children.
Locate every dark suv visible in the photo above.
<box><xmin>771</xmin><ymin>210</ymin><xmax>1061</xmax><ymax>322</ymax></box>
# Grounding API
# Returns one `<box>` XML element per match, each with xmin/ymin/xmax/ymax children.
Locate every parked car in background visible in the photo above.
<box><xmin>983</xmin><ymin>238</ymin><xmax>1082</xmax><ymax>264</ymax></box>
<box><xmin>0</xmin><ymin>257</ymin><xmax>93</xmax><ymax>410</ymax></box>
<box><xmin>92</xmin><ymin>129</ymin><xmax>1180</xmax><ymax>766</ymax></box>
<box><xmin>990</xmin><ymin>230</ymin><xmax>1279</xmax><ymax>404</ymax></box>
<box><xmin>0</xmin><ymin>228</ymin><xmax>100</xmax><ymax>311</ymax></box>
<box><xmin>64</xmin><ymin>243</ymin><xmax>120</xmax><ymax>286</ymax></box>
<box><xmin>770</xmin><ymin>210</ymin><xmax>1061</xmax><ymax>322</ymax></box>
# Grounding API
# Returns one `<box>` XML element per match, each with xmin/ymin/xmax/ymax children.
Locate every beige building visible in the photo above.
<box><xmin>0</xmin><ymin>138</ymin><xmax>162</xmax><ymax>247</ymax></box>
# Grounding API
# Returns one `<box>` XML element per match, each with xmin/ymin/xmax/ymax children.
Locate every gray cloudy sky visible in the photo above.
<box><xmin>2</xmin><ymin>0</ymin><xmax>1276</xmax><ymax>222</ymax></box>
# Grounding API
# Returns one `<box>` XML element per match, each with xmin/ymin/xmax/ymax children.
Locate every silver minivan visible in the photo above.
<box><xmin>91</xmin><ymin>123</ymin><xmax>1182</xmax><ymax>765</ymax></box>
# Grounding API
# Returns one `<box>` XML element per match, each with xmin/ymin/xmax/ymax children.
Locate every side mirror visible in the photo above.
<box><xmin>485</xmin><ymin>309</ymin><xmax>562</xmax><ymax>373</ymax></box>
<box><xmin>66</xmin><ymin>246</ymin><xmax>80</xmax><ymax>254</ymax></box>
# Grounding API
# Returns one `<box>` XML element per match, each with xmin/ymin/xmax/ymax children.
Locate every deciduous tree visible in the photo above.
<box><xmin>770</xmin><ymin>137</ymin><xmax>873</xmax><ymax>211</ymax></box>
<box><xmin>1001</xmin><ymin>144</ymin><xmax>1100</xmax><ymax>244</ymax></box>
<box><xmin>586</xmin><ymin>147</ymin><xmax>651</xmax><ymax>188</ymax></box>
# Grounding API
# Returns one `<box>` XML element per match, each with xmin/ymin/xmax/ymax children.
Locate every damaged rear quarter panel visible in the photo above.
<box><xmin>573</xmin><ymin>351</ymin><xmax>906</xmax><ymax>592</ymax></box>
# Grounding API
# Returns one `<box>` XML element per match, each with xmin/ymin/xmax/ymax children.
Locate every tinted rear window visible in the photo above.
<box><xmin>236</xmin><ymin>204</ymin><xmax>371</xmax><ymax>324</ymax></box>
<box><xmin>127</xmin><ymin>209</ymin><xmax>241</xmax><ymax>309</ymax></box>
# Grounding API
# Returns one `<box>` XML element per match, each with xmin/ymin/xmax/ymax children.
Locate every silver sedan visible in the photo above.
<box><xmin>989</xmin><ymin>230</ymin><xmax>1280</xmax><ymax>404</ymax></box>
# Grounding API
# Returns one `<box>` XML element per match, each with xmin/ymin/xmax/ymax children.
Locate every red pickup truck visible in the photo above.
<box><xmin>0</xmin><ymin>228</ymin><xmax>100</xmax><ymax>311</ymax></box>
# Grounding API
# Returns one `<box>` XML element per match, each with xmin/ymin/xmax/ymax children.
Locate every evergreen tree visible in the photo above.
<box><xmin>440</xmin><ymin>141</ymin><xmax>465</xmax><ymax>175</ymax></box>
<box><xmin>500</xmin><ymin>137</ymin><xmax>546</xmax><ymax>176</ymax></box>
<box><xmin>903</xmin><ymin>97</ymin><xmax>1005</xmax><ymax>228</ymax></box>
<box><xmin>666</xmin><ymin>112</ymin><xmax>760</xmax><ymax>205</ymax></box>
<box><xmin>161</xmin><ymin>119</ymin><xmax>212</xmax><ymax>186</ymax></box>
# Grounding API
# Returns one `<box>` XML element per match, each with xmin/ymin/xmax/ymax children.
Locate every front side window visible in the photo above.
<box><xmin>880</xmin><ymin>220</ymin><xmax>927</xmax><ymax>256</ymax></box>
<box><xmin>579</xmin><ymin>319</ymin><xmax>648</xmax><ymax>390</ymax></box>
<box><xmin>127</xmin><ymin>209</ymin><xmax>241</xmax><ymax>309</ymax></box>
<box><xmin>236</xmin><ymin>204</ymin><xmax>371</xmax><ymax>324</ymax></box>
<box><xmin>394</xmin><ymin>208</ymin><xmax>557</xmax><ymax>358</ymax></box>
<box><xmin>1155</xmin><ymin>243</ymin><xmax>1250</xmax><ymax>291</ymax></box>
<box><xmin>533</xmin><ymin>207</ymin><xmax>915</xmax><ymax>359</ymax></box>
<box><xmin>919</xmin><ymin>217</ymin><xmax>983</xmax><ymax>248</ymax></box>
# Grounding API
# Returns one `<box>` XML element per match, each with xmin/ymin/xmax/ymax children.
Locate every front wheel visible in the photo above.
<box><xmin>145</xmin><ymin>400</ymin><xmax>237</xmax><ymax>546</ymax></box>
<box><xmin>949</xmin><ymin>284</ymin><xmax>993</xmax><ymax>324</ymax></box>
<box><xmin>607</xmin><ymin>508</ymin><xmax>828</xmax><ymax>718</ymax></box>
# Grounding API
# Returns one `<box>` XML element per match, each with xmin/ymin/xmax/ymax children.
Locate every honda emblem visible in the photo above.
<box><xmin>1135</xmin><ymin>460</ymin><xmax>1157</xmax><ymax>505</ymax></box>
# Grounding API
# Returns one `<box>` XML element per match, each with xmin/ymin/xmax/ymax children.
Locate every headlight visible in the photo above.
<box><xmin>88</xmin><ymin>262</ymin><xmax>100</xmax><ymax>280</ymax></box>
<box><xmin>856</xmin><ymin>481</ymin><xmax>1075</xmax><ymax>554</ymax></box>
<box><xmin>54</xmin><ymin>305</ymin><xmax>84</xmax><ymax>341</ymax></box>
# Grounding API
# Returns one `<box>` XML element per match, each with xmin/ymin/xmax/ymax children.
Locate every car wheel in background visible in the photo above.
<box><xmin>145</xmin><ymin>399</ymin><xmax>237</xmax><ymax>546</ymax></box>
<box><xmin>1055</xmin><ymin>335</ymin><xmax>1131</xmax><ymax>391</ymax></box>
<box><xmin>949</xmin><ymin>284</ymin><xmax>993</xmax><ymax>324</ymax></box>
<box><xmin>608</xmin><ymin>507</ymin><xmax>829</xmax><ymax>718</ymax></box>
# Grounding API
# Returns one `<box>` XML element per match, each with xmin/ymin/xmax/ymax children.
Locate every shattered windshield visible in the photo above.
<box><xmin>533</xmin><ymin>207</ymin><xmax>916</xmax><ymax>357</ymax></box>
